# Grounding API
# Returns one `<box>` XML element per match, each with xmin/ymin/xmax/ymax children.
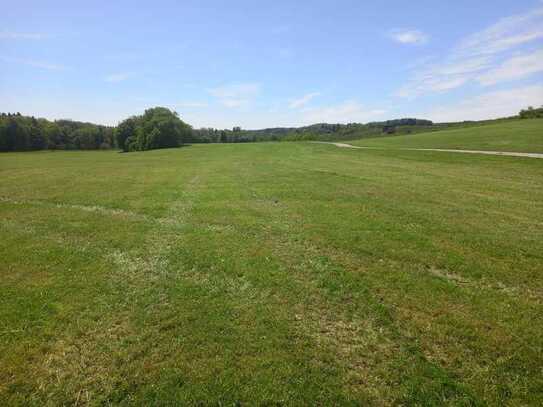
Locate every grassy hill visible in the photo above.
<box><xmin>348</xmin><ymin>118</ymin><xmax>543</xmax><ymax>153</ymax></box>
<box><xmin>1</xmin><ymin>138</ymin><xmax>543</xmax><ymax>404</ymax></box>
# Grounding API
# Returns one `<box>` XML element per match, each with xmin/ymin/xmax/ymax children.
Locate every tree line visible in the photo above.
<box><xmin>2</xmin><ymin>106</ymin><xmax>540</xmax><ymax>153</ymax></box>
<box><xmin>519</xmin><ymin>106</ymin><xmax>543</xmax><ymax>119</ymax></box>
<box><xmin>0</xmin><ymin>108</ymin><xmax>256</xmax><ymax>152</ymax></box>
<box><xmin>0</xmin><ymin>113</ymin><xmax>115</xmax><ymax>152</ymax></box>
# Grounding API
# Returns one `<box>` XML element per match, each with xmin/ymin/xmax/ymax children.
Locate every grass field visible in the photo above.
<box><xmin>1</xmin><ymin>137</ymin><xmax>543</xmax><ymax>404</ymax></box>
<box><xmin>348</xmin><ymin>119</ymin><xmax>543</xmax><ymax>153</ymax></box>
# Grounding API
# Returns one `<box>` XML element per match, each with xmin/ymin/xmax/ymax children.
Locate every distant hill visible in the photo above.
<box><xmin>219</xmin><ymin>116</ymin><xmax>521</xmax><ymax>143</ymax></box>
<box><xmin>193</xmin><ymin>119</ymin><xmax>438</xmax><ymax>143</ymax></box>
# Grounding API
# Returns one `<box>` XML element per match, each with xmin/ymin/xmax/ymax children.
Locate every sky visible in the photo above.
<box><xmin>1</xmin><ymin>0</ymin><xmax>543</xmax><ymax>129</ymax></box>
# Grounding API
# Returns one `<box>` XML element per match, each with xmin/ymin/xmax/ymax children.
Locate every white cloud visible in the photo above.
<box><xmin>105</xmin><ymin>72</ymin><xmax>132</xmax><ymax>83</ymax></box>
<box><xmin>478</xmin><ymin>49</ymin><xmax>543</xmax><ymax>86</ymax></box>
<box><xmin>456</xmin><ymin>7</ymin><xmax>543</xmax><ymax>57</ymax></box>
<box><xmin>1</xmin><ymin>56</ymin><xmax>66</xmax><ymax>70</ymax></box>
<box><xmin>221</xmin><ymin>99</ymin><xmax>245</xmax><ymax>108</ymax></box>
<box><xmin>0</xmin><ymin>31</ymin><xmax>44</xmax><ymax>40</ymax></box>
<box><xmin>398</xmin><ymin>5</ymin><xmax>543</xmax><ymax>98</ymax></box>
<box><xmin>208</xmin><ymin>82</ymin><xmax>260</xmax><ymax>108</ymax></box>
<box><xmin>390</xmin><ymin>29</ymin><xmax>428</xmax><ymax>45</ymax></box>
<box><xmin>289</xmin><ymin>92</ymin><xmax>320</xmax><ymax>109</ymax></box>
<box><xmin>397</xmin><ymin>56</ymin><xmax>491</xmax><ymax>97</ymax></box>
<box><xmin>423</xmin><ymin>84</ymin><xmax>543</xmax><ymax>122</ymax></box>
<box><xmin>301</xmin><ymin>100</ymin><xmax>386</xmax><ymax>124</ymax></box>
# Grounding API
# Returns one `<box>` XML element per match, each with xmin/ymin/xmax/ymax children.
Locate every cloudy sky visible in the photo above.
<box><xmin>1</xmin><ymin>0</ymin><xmax>542</xmax><ymax>128</ymax></box>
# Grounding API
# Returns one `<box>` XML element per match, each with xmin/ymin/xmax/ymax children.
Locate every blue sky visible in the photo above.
<box><xmin>1</xmin><ymin>0</ymin><xmax>543</xmax><ymax>129</ymax></box>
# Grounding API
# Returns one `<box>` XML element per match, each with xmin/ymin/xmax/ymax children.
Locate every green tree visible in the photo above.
<box><xmin>29</xmin><ymin>118</ymin><xmax>46</xmax><ymax>150</ymax></box>
<box><xmin>0</xmin><ymin>119</ymin><xmax>7</xmax><ymax>151</ymax></box>
<box><xmin>116</xmin><ymin>117</ymin><xmax>137</xmax><ymax>152</ymax></box>
<box><xmin>116</xmin><ymin>107</ymin><xmax>191</xmax><ymax>152</ymax></box>
<box><xmin>146</xmin><ymin>127</ymin><xmax>161</xmax><ymax>150</ymax></box>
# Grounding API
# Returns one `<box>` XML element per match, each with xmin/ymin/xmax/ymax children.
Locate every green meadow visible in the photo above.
<box><xmin>1</xmin><ymin>124</ymin><xmax>543</xmax><ymax>404</ymax></box>
<box><xmin>349</xmin><ymin>119</ymin><xmax>543</xmax><ymax>153</ymax></box>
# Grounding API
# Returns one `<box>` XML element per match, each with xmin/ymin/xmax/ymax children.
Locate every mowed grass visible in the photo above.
<box><xmin>1</xmin><ymin>142</ymin><xmax>542</xmax><ymax>405</ymax></box>
<box><xmin>348</xmin><ymin>119</ymin><xmax>543</xmax><ymax>153</ymax></box>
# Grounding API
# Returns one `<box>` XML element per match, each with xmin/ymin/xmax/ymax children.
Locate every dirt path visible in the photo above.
<box><xmin>313</xmin><ymin>142</ymin><xmax>543</xmax><ymax>159</ymax></box>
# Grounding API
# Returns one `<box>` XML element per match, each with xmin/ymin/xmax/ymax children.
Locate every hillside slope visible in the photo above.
<box><xmin>348</xmin><ymin>119</ymin><xmax>543</xmax><ymax>153</ymax></box>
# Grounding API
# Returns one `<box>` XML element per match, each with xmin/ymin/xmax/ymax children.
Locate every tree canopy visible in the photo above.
<box><xmin>116</xmin><ymin>107</ymin><xmax>192</xmax><ymax>152</ymax></box>
<box><xmin>0</xmin><ymin>113</ymin><xmax>114</xmax><ymax>152</ymax></box>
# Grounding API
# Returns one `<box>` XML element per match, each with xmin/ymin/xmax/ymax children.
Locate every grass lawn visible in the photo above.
<box><xmin>1</xmin><ymin>142</ymin><xmax>542</xmax><ymax>405</ymax></box>
<box><xmin>348</xmin><ymin>119</ymin><xmax>543</xmax><ymax>153</ymax></box>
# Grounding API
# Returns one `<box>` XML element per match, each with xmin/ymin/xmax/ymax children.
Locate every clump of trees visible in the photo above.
<box><xmin>519</xmin><ymin>106</ymin><xmax>543</xmax><ymax>119</ymax></box>
<box><xmin>0</xmin><ymin>113</ymin><xmax>114</xmax><ymax>152</ymax></box>
<box><xmin>116</xmin><ymin>107</ymin><xmax>192</xmax><ymax>152</ymax></box>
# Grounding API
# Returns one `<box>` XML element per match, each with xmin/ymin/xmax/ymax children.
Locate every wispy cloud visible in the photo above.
<box><xmin>301</xmin><ymin>100</ymin><xmax>386</xmax><ymax>124</ymax></box>
<box><xmin>208</xmin><ymin>82</ymin><xmax>260</xmax><ymax>108</ymax></box>
<box><xmin>0</xmin><ymin>31</ymin><xmax>44</xmax><ymax>40</ymax></box>
<box><xmin>1</xmin><ymin>56</ymin><xmax>66</xmax><ymax>70</ymax></box>
<box><xmin>456</xmin><ymin>7</ymin><xmax>543</xmax><ymax>57</ymax></box>
<box><xmin>389</xmin><ymin>29</ymin><xmax>428</xmax><ymax>45</ymax></box>
<box><xmin>289</xmin><ymin>92</ymin><xmax>320</xmax><ymax>109</ymax></box>
<box><xmin>398</xmin><ymin>5</ymin><xmax>543</xmax><ymax>98</ymax></box>
<box><xmin>477</xmin><ymin>48</ymin><xmax>543</xmax><ymax>86</ymax></box>
<box><xmin>105</xmin><ymin>72</ymin><xmax>132</xmax><ymax>83</ymax></box>
<box><xmin>423</xmin><ymin>84</ymin><xmax>543</xmax><ymax>122</ymax></box>
<box><xmin>397</xmin><ymin>56</ymin><xmax>491</xmax><ymax>97</ymax></box>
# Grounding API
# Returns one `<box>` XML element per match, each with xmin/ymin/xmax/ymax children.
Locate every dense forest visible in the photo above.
<box><xmin>1</xmin><ymin>106</ymin><xmax>540</xmax><ymax>152</ymax></box>
<box><xmin>0</xmin><ymin>113</ymin><xmax>115</xmax><ymax>152</ymax></box>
